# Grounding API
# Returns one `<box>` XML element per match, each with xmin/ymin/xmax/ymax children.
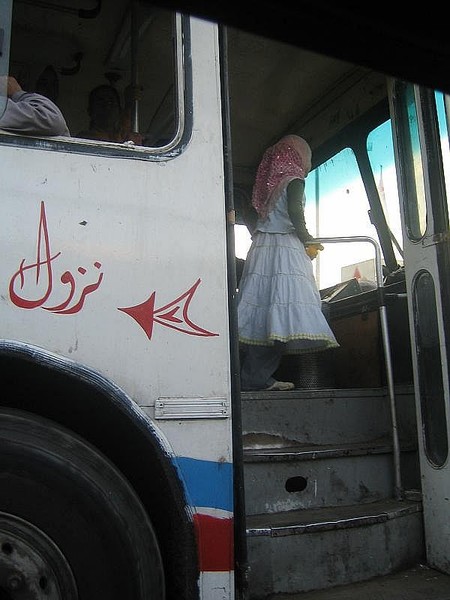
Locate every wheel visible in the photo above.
<box><xmin>0</xmin><ymin>408</ymin><xmax>165</xmax><ymax>599</ymax></box>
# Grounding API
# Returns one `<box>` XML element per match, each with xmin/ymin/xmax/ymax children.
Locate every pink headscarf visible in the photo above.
<box><xmin>251</xmin><ymin>134</ymin><xmax>312</xmax><ymax>220</ymax></box>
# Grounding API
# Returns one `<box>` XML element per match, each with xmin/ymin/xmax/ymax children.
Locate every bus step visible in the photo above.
<box><xmin>243</xmin><ymin>436</ymin><xmax>419</xmax><ymax>515</ymax></box>
<box><xmin>246</xmin><ymin>499</ymin><xmax>424</xmax><ymax>597</ymax></box>
<box><xmin>241</xmin><ymin>385</ymin><xmax>416</xmax><ymax>446</ymax></box>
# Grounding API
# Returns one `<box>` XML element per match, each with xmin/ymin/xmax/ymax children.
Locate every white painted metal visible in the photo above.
<box><xmin>0</xmin><ymin>15</ymin><xmax>234</xmax><ymax>598</ymax></box>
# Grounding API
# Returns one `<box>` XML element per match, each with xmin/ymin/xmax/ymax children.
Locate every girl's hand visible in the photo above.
<box><xmin>305</xmin><ymin>242</ymin><xmax>324</xmax><ymax>260</ymax></box>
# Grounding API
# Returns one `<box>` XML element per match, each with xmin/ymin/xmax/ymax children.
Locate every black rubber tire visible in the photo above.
<box><xmin>0</xmin><ymin>408</ymin><xmax>165</xmax><ymax>599</ymax></box>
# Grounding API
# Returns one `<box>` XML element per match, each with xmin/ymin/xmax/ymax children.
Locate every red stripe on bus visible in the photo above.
<box><xmin>193</xmin><ymin>513</ymin><xmax>234</xmax><ymax>571</ymax></box>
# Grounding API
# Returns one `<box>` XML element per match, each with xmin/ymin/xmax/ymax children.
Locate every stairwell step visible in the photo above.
<box><xmin>246</xmin><ymin>498</ymin><xmax>422</xmax><ymax>536</ymax></box>
<box><xmin>243</xmin><ymin>436</ymin><xmax>416</xmax><ymax>462</ymax></box>
<box><xmin>241</xmin><ymin>385</ymin><xmax>416</xmax><ymax>445</ymax></box>
<box><xmin>244</xmin><ymin>436</ymin><xmax>419</xmax><ymax>514</ymax></box>
<box><xmin>246</xmin><ymin>499</ymin><xmax>424</xmax><ymax>597</ymax></box>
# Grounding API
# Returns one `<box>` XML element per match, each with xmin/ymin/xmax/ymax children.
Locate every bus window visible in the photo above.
<box><xmin>435</xmin><ymin>90</ymin><xmax>450</xmax><ymax>214</ymax></box>
<box><xmin>235</xmin><ymin>224</ymin><xmax>252</xmax><ymax>260</ymax></box>
<box><xmin>414</xmin><ymin>270</ymin><xmax>449</xmax><ymax>466</ymax></box>
<box><xmin>5</xmin><ymin>1</ymin><xmax>180</xmax><ymax>150</ymax></box>
<box><xmin>392</xmin><ymin>82</ymin><xmax>427</xmax><ymax>241</ymax></box>
<box><xmin>0</xmin><ymin>0</ymin><xmax>12</xmax><ymax>116</ymax></box>
<box><xmin>305</xmin><ymin>147</ymin><xmax>379</xmax><ymax>289</ymax></box>
<box><xmin>367</xmin><ymin>120</ymin><xmax>403</xmax><ymax>264</ymax></box>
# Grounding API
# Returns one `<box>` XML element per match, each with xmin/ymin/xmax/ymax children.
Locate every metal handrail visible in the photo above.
<box><xmin>315</xmin><ymin>235</ymin><xmax>403</xmax><ymax>500</ymax></box>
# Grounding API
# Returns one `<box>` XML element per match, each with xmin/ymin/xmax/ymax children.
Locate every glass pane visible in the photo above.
<box><xmin>367</xmin><ymin>120</ymin><xmax>403</xmax><ymax>263</ymax></box>
<box><xmin>435</xmin><ymin>91</ymin><xmax>450</xmax><ymax>220</ymax></box>
<box><xmin>304</xmin><ymin>147</ymin><xmax>379</xmax><ymax>289</ymax></box>
<box><xmin>0</xmin><ymin>0</ymin><xmax>12</xmax><ymax>117</ymax></box>
<box><xmin>234</xmin><ymin>224</ymin><xmax>252</xmax><ymax>259</ymax></box>
<box><xmin>8</xmin><ymin>2</ymin><xmax>178</xmax><ymax>147</ymax></box>
<box><xmin>413</xmin><ymin>270</ymin><xmax>448</xmax><ymax>467</ymax></box>
<box><xmin>394</xmin><ymin>82</ymin><xmax>427</xmax><ymax>240</ymax></box>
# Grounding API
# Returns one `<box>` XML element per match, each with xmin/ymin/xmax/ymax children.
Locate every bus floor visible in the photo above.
<box><xmin>270</xmin><ymin>564</ymin><xmax>450</xmax><ymax>600</ymax></box>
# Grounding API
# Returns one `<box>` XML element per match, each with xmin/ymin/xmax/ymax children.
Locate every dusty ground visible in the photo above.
<box><xmin>268</xmin><ymin>565</ymin><xmax>450</xmax><ymax>600</ymax></box>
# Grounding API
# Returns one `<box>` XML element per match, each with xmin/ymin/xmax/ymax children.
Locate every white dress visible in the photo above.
<box><xmin>237</xmin><ymin>187</ymin><xmax>338</xmax><ymax>354</ymax></box>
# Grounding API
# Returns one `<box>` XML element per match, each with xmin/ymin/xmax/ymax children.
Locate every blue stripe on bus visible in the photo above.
<box><xmin>174</xmin><ymin>456</ymin><xmax>233</xmax><ymax>512</ymax></box>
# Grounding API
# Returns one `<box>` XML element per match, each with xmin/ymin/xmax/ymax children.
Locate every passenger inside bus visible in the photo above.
<box><xmin>0</xmin><ymin>76</ymin><xmax>70</xmax><ymax>137</ymax></box>
<box><xmin>76</xmin><ymin>84</ymin><xmax>123</xmax><ymax>142</ymax></box>
<box><xmin>77</xmin><ymin>83</ymin><xmax>143</xmax><ymax>144</ymax></box>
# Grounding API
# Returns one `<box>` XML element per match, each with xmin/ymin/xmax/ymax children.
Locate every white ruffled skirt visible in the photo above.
<box><xmin>237</xmin><ymin>232</ymin><xmax>339</xmax><ymax>353</ymax></box>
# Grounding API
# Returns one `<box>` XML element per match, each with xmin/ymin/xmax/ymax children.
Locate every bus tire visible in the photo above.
<box><xmin>0</xmin><ymin>407</ymin><xmax>165</xmax><ymax>600</ymax></box>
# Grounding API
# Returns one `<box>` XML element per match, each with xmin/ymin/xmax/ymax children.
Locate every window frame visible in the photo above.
<box><xmin>0</xmin><ymin>7</ymin><xmax>192</xmax><ymax>162</ymax></box>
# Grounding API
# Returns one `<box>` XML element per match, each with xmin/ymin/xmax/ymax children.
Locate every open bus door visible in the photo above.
<box><xmin>389</xmin><ymin>80</ymin><xmax>450</xmax><ymax>574</ymax></box>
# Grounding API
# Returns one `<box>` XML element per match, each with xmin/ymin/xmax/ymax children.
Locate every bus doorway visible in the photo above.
<box><xmin>390</xmin><ymin>81</ymin><xmax>450</xmax><ymax>575</ymax></box>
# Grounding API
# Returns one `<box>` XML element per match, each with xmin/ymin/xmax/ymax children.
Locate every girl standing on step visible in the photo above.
<box><xmin>237</xmin><ymin>134</ymin><xmax>339</xmax><ymax>391</ymax></box>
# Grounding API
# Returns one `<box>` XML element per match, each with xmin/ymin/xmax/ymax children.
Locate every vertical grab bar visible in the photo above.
<box><xmin>315</xmin><ymin>235</ymin><xmax>403</xmax><ymax>500</ymax></box>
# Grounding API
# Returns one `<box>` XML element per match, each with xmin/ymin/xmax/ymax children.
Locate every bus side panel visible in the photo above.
<box><xmin>0</xmin><ymin>17</ymin><xmax>234</xmax><ymax>599</ymax></box>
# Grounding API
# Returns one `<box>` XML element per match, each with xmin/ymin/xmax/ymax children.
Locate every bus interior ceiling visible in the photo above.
<box><xmin>227</xmin><ymin>27</ymin><xmax>384</xmax><ymax>191</ymax></box>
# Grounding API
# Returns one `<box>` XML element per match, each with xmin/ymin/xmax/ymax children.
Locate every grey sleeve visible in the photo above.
<box><xmin>0</xmin><ymin>91</ymin><xmax>70</xmax><ymax>136</ymax></box>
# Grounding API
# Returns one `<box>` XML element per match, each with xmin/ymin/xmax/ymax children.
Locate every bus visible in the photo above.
<box><xmin>0</xmin><ymin>1</ymin><xmax>449</xmax><ymax>598</ymax></box>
